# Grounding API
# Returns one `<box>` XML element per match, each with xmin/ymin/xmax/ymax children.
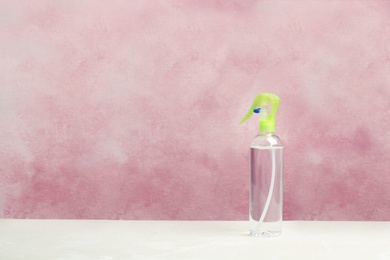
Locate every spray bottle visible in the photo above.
<box><xmin>240</xmin><ymin>93</ymin><xmax>283</xmax><ymax>237</ymax></box>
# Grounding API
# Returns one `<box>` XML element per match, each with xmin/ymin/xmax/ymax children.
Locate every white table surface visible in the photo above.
<box><xmin>1</xmin><ymin>220</ymin><xmax>389</xmax><ymax>260</ymax></box>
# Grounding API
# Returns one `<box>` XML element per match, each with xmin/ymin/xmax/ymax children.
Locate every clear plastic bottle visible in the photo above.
<box><xmin>240</xmin><ymin>93</ymin><xmax>283</xmax><ymax>237</ymax></box>
<box><xmin>249</xmin><ymin>132</ymin><xmax>283</xmax><ymax>237</ymax></box>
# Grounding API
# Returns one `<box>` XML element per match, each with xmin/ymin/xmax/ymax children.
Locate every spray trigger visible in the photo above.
<box><xmin>240</xmin><ymin>93</ymin><xmax>280</xmax><ymax>132</ymax></box>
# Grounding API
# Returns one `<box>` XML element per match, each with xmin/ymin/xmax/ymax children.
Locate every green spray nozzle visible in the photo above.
<box><xmin>240</xmin><ymin>93</ymin><xmax>280</xmax><ymax>132</ymax></box>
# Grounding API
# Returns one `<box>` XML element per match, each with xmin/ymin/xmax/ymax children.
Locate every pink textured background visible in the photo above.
<box><xmin>1</xmin><ymin>0</ymin><xmax>390</xmax><ymax>220</ymax></box>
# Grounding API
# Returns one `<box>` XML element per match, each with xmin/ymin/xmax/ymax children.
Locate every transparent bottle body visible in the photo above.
<box><xmin>250</xmin><ymin>133</ymin><xmax>283</xmax><ymax>237</ymax></box>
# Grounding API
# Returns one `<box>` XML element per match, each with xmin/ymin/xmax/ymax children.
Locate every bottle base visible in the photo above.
<box><xmin>249</xmin><ymin>230</ymin><xmax>281</xmax><ymax>237</ymax></box>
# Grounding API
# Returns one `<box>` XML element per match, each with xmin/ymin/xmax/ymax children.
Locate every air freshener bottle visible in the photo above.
<box><xmin>240</xmin><ymin>93</ymin><xmax>283</xmax><ymax>237</ymax></box>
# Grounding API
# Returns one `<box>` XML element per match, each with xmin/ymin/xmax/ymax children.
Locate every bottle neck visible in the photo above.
<box><xmin>259</xmin><ymin>131</ymin><xmax>275</xmax><ymax>136</ymax></box>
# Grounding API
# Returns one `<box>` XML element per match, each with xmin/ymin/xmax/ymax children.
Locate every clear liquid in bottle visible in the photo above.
<box><xmin>250</xmin><ymin>136</ymin><xmax>283</xmax><ymax>237</ymax></box>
